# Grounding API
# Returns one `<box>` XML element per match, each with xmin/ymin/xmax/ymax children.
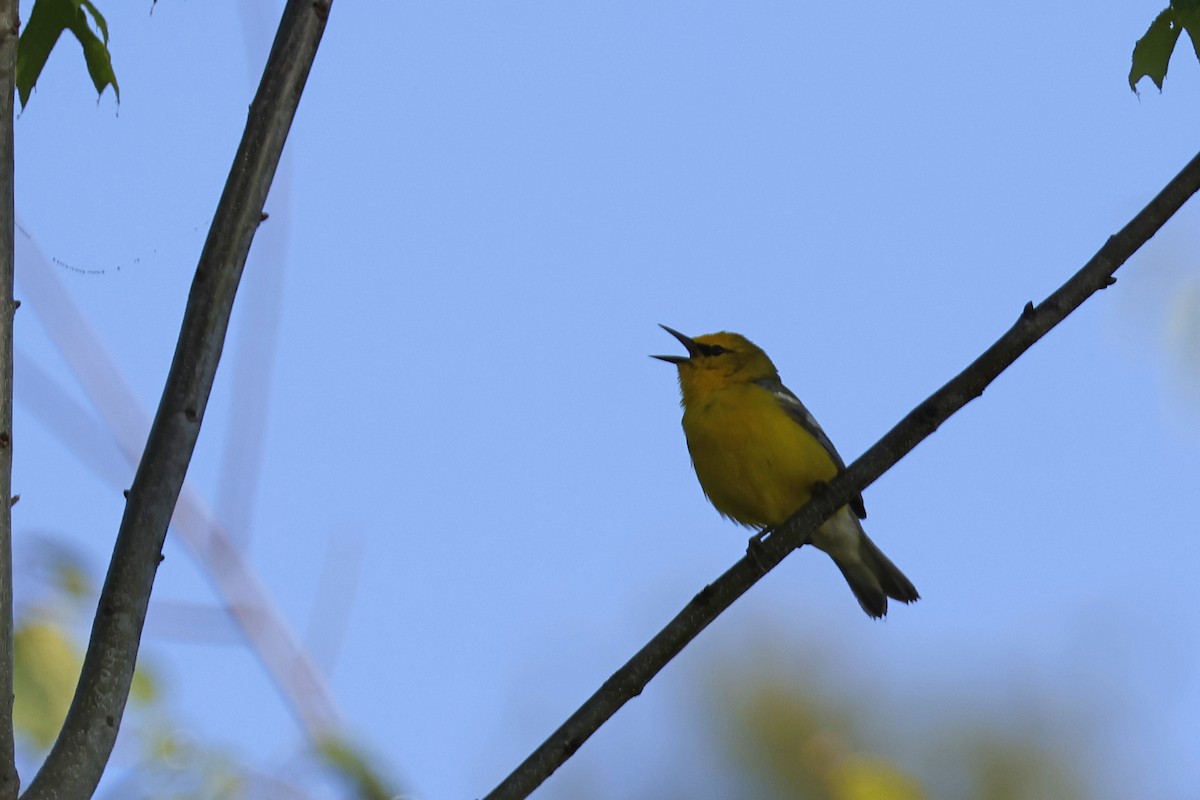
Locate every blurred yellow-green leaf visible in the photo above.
<box><xmin>832</xmin><ymin>754</ymin><xmax>926</xmax><ymax>800</ymax></box>
<box><xmin>13</xmin><ymin>620</ymin><xmax>81</xmax><ymax>747</ymax></box>
<box><xmin>318</xmin><ymin>735</ymin><xmax>397</xmax><ymax>800</ymax></box>
<box><xmin>54</xmin><ymin>560</ymin><xmax>93</xmax><ymax>602</ymax></box>
<box><xmin>130</xmin><ymin>660</ymin><xmax>158</xmax><ymax>705</ymax></box>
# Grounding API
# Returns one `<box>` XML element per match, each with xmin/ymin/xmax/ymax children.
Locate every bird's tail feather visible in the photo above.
<box><xmin>861</xmin><ymin>531</ymin><xmax>920</xmax><ymax>604</ymax></box>
<box><xmin>814</xmin><ymin>509</ymin><xmax>919</xmax><ymax>619</ymax></box>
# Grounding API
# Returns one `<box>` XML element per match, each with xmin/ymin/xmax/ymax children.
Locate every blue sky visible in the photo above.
<box><xmin>10</xmin><ymin>1</ymin><xmax>1200</xmax><ymax>798</ymax></box>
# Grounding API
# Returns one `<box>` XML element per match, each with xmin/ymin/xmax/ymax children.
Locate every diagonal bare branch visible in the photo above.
<box><xmin>482</xmin><ymin>148</ymin><xmax>1200</xmax><ymax>800</ymax></box>
<box><xmin>21</xmin><ymin>2</ymin><xmax>333</xmax><ymax>797</ymax></box>
<box><xmin>0</xmin><ymin>0</ymin><xmax>18</xmax><ymax>797</ymax></box>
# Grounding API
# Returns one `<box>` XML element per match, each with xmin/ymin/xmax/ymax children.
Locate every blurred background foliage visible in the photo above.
<box><xmin>12</xmin><ymin>534</ymin><xmax>398</xmax><ymax>800</ymax></box>
<box><xmin>708</xmin><ymin>652</ymin><xmax>1089</xmax><ymax>800</ymax></box>
<box><xmin>13</xmin><ymin>532</ymin><xmax>1103</xmax><ymax>800</ymax></box>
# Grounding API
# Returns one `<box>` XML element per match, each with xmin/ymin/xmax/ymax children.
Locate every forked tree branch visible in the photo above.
<box><xmin>483</xmin><ymin>148</ymin><xmax>1200</xmax><ymax>800</ymax></box>
<box><xmin>0</xmin><ymin>1</ymin><xmax>17</xmax><ymax>798</ymax></box>
<box><xmin>21</xmin><ymin>2</ymin><xmax>332</xmax><ymax>798</ymax></box>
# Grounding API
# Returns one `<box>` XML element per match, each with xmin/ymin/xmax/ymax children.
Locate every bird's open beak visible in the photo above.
<box><xmin>651</xmin><ymin>324</ymin><xmax>698</xmax><ymax>364</ymax></box>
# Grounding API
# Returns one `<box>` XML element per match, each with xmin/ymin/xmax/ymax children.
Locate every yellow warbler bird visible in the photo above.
<box><xmin>654</xmin><ymin>325</ymin><xmax>918</xmax><ymax>618</ymax></box>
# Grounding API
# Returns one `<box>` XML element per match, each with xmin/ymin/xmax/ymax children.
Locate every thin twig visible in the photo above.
<box><xmin>0</xmin><ymin>1</ymin><xmax>17</xmax><ymax>798</ymax></box>
<box><xmin>21</xmin><ymin>2</ymin><xmax>332</xmax><ymax>798</ymax></box>
<box><xmin>482</xmin><ymin>148</ymin><xmax>1200</xmax><ymax>800</ymax></box>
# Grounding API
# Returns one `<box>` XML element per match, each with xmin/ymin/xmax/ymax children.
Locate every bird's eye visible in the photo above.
<box><xmin>701</xmin><ymin>344</ymin><xmax>727</xmax><ymax>356</ymax></box>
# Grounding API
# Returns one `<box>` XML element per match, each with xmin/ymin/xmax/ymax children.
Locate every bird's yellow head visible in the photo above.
<box><xmin>652</xmin><ymin>325</ymin><xmax>779</xmax><ymax>405</ymax></box>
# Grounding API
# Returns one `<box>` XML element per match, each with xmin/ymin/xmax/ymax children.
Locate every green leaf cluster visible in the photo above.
<box><xmin>15</xmin><ymin>0</ymin><xmax>118</xmax><ymax>107</ymax></box>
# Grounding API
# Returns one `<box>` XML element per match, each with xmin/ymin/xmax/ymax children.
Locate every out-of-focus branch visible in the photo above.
<box><xmin>22</xmin><ymin>2</ymin><xmax>332</xmax><ymax>798</ymax></box>
<box><xmin>12</xmin><ymin>244</ymin><xmax>343</xmax><ymax>737</ymax></box>
<box><xmin>0</xmin><ymin>0</ymin><xmax>16</xmax><ymax>798</ymax></box>
<box><xmin>482</xmin><ymin>148</ymin><xmax>1200</xmax><ymax>800</ymax></box>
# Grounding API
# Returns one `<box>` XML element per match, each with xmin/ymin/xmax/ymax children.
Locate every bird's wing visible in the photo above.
<box><xmin>754</xmin><ymin>375</ymin><xmax>868</xmax><ymax>519</ymax></box>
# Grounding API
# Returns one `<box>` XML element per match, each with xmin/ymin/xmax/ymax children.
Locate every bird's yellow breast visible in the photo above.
<box><xmin>681</xmin><ymin>383</ymin><xmax>838</xmax><ymax>528</ymax></box>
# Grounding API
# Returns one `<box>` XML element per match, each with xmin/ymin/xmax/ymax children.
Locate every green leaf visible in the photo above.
<box><xmin>78</xmin><ymin>0</ymin><xmax>109</xmax><ymax>44</ymax></box>
<box><xmin>15</xmin><ymin>0</ymin><xmax>73</xmax><ymax>106</ymax></box>
<box><xmin>70</xmin><ymin>0</ymin><xmax>119</xmax><ymax>101</ymax></box>
<box><xmin>1130</xmin><ymin>8</ymin><xmax>1182</xmax><ymax>92</ymax></box>
<box><xmin>1176</xmin><ymin>0</ymin><xmax>1200</xmax><ymax>62</ymax></box>
<box><xmin>16</xmin><ymin>0</ymin><xmax>119</xmax><ymax>108</ymax></box>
